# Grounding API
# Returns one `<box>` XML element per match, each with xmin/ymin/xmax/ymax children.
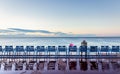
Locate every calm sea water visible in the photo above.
<box><xmin>0</xmin><ymin>37</ymin><xmax>120</xmax><ymax>47</ymax></box>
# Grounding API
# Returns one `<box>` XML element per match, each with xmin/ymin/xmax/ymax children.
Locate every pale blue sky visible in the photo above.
<box><xmin>0</xmin><ymin>0</ymin><xmax>120</xmax><ymax>36</ymax></box>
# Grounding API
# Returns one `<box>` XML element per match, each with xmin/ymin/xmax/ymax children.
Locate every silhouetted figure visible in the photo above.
<box><xmin>81</xmin><ymin>40</ymin><xmax>87</xmax><ymax>59</ymax></box>
<box><xmin>81</xmin><ymin>40</ymin><xmax>87</xmax><ymax>46</ymax></box>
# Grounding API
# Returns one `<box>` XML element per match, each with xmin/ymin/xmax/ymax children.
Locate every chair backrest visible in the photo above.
<box><xmin>15</xmin><ymin>46</ymin><xmax>24</xmax><ymax>52</ymax></box>
<box><xmin>36</xmin><ymin>46</ymin><xmax>45</xmax><ymax>52</ymax></box>
<box><xmin>47</xmin><ymin>46</ymin><xmax>56</xmax><ymax>52</ymax></box>
<box><xmin>26</xmin><ymin>46</ymin><xmax>34</xmax><ymax>52</ymax></box>
<box><xmin>69</xmin><ymin>46</ymin><xmax>77</xmax><ymax>52</ymax></box>
<box><xmin>90</xmin><ymin>46</ymin><xmax>98</xmax><ymax>52</ymax></box>
<box><xmin>5</xmin><ymin>46</ymin><xmax>13</xmax><ymax>52</ymax></box>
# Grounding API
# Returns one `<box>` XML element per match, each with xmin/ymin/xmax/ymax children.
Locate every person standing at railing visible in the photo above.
<box><xmin>81</xmin><ymin>40</ymin><xmax>87</xmax><ymax>46</ymax></box>
<box><xmin>81</xmin><ymin>40</ymin><xmax>87</xmax><ymax>59</ymax></box>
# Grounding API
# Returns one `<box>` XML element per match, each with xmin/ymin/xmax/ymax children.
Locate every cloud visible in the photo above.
<box><xmin>8</xmin><ymin>28</ymin><xmax>53</xmax><ymax>34</ymax></box>
<box><xmin>0</xmin><ymin>29</ymin><xmax>15</xmax><ymax>33</ymax></box>
<box><xmin>0</xmin><ymin>28</ymin><xmax>96</xmax><ymax>37</ymax></box>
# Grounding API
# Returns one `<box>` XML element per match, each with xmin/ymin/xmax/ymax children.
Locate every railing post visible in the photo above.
<box><xmin>77</xmin><ymin>59</ymin><xmax>80</xmax><ymax>71</ymax></box>
<box><xmin>23</xmin><ymin>63</ymin><xmax>26</xmax><ymax>71</ymax></box>
<box><xmin>66</xmin><ymin>59</ymin><xmax>69</xmax><ymax>71</ymax></box>
<box><xmin>55</xmin><ymin>59</ymin><xmax>58</xmax><ymax>70</ymax></box>
<box><xmin>87</xmin><ymin>61</ymin><xmax>91</xmax><ymax>71</ymax></box>
<box><xmin>109</xmin><ymin>60</ymin><xmax>113</xmax><ymax>72</ymax></box>
<box><xmin>12</xmin><ymin>62</ymin><xmax>15</xmax><ymax>71</ymax></box>
<box><xmin>98</xmin><ymin>61</ymin><xmax>102</xmax><ymax>72</ymax></box>
<box><xmin>44</xmin><ymin>59</ymin><xmax>48</xmax><ymax>71</ymax></box>
<box><xmin>1</xmin><ymin>62</ymin><xmax>4</xmax><ymax>71</ymax></box>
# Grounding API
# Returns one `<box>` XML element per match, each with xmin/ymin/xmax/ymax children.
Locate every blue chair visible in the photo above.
<box><xmin>89</xmin><ymin>46</ymin><xmax>98</xmax><ymax>55</ymax></box>
<box><xmin>111</xmin><ymin>46</ymin><xmax>119</xmax><ymax>52</ymax></box>
<box><xmin>4</xmin><ymin>46</ymin><xmax>14</xmax><ymax>56</ymax></box>
<box><xmin>100</xmin><ymin>46</ymin><xmax>109</xmax><ymax>55</ymax></box>
<box><xmin>5</xmin><ymin>46</ymin><xmax>14</xmax><ymax>52</ymax></box>
<box><xmin>25</xmin><ymin>46</ymin><xmax>34</xmax><ymax>52</ymax></box>
<box><xmin>36</xmin><ymin>46</ymin><xmax>45</xmax><ymax>56</ymax></box>
<box><xmin>101</xmin><ymin>46</ymin><xmax>109</xmax><ymax>52</ymax></box>
<box><xmin>47</xmin><ymin>46</ymin><xmax>56</xmax><ymax>55</ymax></box>
<box><xmin>25</xmin><ymin>46</ymin><xmax>35</xmax><ymax>56</ymax></box>
<box><xmin>90</xmin><ymin>46</ymin><xmax>98</xmax><ymax>52</ymax></box>
<box><xmin>58</xmin><ymin>46</ymin><xmax>67</xmax><ymax>52</ymax></box>
<box><xmin>68</xmin><ymin>46</ymin><xmax>77</xmax><ymax>56</ymax></box>
<box><xmin>47</xmin><ymin>46</ymin><xmax>56</xmax><ymax>52</ymax></box>
<box><xmin>69</xmin><ymin>46</ymin><xmax>77</xmax><ymax>52</ymax></box>
<box><xmin>58</xmin><ymin>46</ymin><xmax>67</xmax><ymax>55</ymax></box>
<box><xmin>15</xmin><ymin>46</ymin><xmax>25</xmax><ymax>59</ymax></box>
<box><xmin>15</xmin><ymin>46</ymin><xmax>24</xmax><ymax>52</ymax></box>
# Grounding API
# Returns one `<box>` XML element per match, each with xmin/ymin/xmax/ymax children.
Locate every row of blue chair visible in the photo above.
<box><xmin>0</xmin><ymin>46</ymin><xmax>119</xmax><ymax>53</ymax></box>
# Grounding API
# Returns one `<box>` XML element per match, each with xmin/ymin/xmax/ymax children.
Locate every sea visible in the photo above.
<box><xmin>0</xmin><ymin>37</ymin><xmax>120</xmax><ymax>47</ymax></box>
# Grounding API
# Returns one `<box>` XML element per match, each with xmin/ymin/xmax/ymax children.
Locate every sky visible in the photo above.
<box><xmin>0</xmin><ymin>0</ymin><xmax>120</xmax><ymax>37</ymax></box>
